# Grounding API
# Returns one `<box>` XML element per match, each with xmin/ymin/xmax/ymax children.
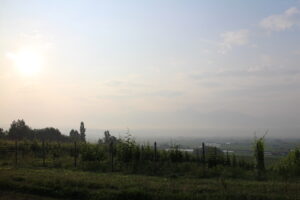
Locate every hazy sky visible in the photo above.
<box><xmin>1</xmin><ymin>0</ymin><xmax>300</xmax><ymax>137</ymax></box>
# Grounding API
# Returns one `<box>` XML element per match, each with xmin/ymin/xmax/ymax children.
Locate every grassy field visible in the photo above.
<box><xmin>0</xmin><ymin>167</ymin><xmax>299</xmax><ymax>200</ymax></box>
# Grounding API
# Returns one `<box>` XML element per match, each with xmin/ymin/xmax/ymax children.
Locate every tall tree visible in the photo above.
<box><xmin>8</xmin><ymin>119</ymin><xmax>33</xmax><ymax>140</ymax></box>
<box><xmin>104</xmin><ymin>130</ymin><xmax>111</xmax><ymax>144</ymax></box>
<box><xmin>254</xmin><ymin>131</ymin><xmax>267</xmax><ymax>179</ymax></box>
<box><xmin>80</xmin><ymin>122</ymin><xmax>86</xmax><ymax>142</ymax></box>
<box><xmin>69</xmin><ymin>129</ymin><xmax>80</xmax><ymax>141</ymax></box>
<box><xmin>103</xmin><ymin>130</ymin><xmax>117</xmax><ymax>144</ymax></box>
<box><xmin>0</xmin><ymin>128</ymin><xmax>4</xmax><ymax>138</ymax></box>
<box><xmin>254</xmin><ymin>137</ymin><xmax>265</xmax><ymax>171</ymax></box>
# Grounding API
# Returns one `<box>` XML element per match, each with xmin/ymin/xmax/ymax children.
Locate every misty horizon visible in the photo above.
<box><xmin>1</xmin><ymin>1</ymin><xmax>300</xmax><ymax>139</ymax></box>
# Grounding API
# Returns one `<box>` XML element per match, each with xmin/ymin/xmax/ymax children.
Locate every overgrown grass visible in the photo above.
<box><xmin>0</xmin><ymin>167</ymin><xmax>299</xmax><ymax>200</ymax></box>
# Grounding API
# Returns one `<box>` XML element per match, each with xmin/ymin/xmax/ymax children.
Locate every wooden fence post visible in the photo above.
<box><xmin>15</xmin><ymin>139</ymin><xmax>18</xmax><ymax>167</ymax></box>
<box><xmin>74</xmin><ymin>141</ymin><xmax>77</xmax><ymax>168</ymax></box>
<box><xmin>214</xmin><ymin>147</ymin><xmax>217</xmax><ymax>167</ymax></box>
<box><xmin>154</xmin><ymin>142</ymin><xmax>157</xmax><ymax>161</ymax></box>
<box><xmin>42</xmin><ymin>139</ymin><xmax>45</xmax><ymax>167</ymax></box>
<box><xmin>197</xmin><ymin>148</ymin><xmax>200</xmax><ymax>164</ymax></box>
<box><xmin>226</xmin><ymin>150</ymin><xmax>230</xmax><ymax>166</ymax></box>
<box><xmin>202</xmin><ymin>142</ymin><xmax>205</xmax><ymax>165</ymax></box>
<box><xmin>110</xmin><ymin>141</ymin><xmax>114</xmax><ymax>172</ymax></box>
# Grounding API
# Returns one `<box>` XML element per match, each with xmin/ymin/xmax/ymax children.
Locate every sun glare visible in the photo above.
<box><xmin>7</xmin><ymin>48</ymin><xmax>43</xmax><ymax>76</ymax></box>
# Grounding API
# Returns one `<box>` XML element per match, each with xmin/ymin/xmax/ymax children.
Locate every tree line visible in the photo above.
<box><xmin>0</xmin><ymin>119</ymin><xmax>86</xmax><ymax>142</ymax></box>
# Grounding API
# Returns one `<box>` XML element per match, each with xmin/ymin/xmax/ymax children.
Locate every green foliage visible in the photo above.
<box><xmin>6</xmin><ymin>120</ymin><xmax>69</xmax><ymax>142</ymax></box>
<box><xmin>69</xmin><ymin>129</ymin><xmax>81</xmax><ymax>142</ymax></box>
<box><xmin>254</xmin><ymin>137</ymin><xmax>265</xmax><ymax>172</ymax></box>
<box><xmin>0</xmin><ymin>134</ymin><xmax>297</xmax><ymax>181</ymax></box>
<box><xmin>8</xmin><ymin>119</ymin><xmax>33</xmax><ymax>140</ymax></box>
<box><xmin>81</xmin><ymin>144</ymin><xmax>106</xmax><ymax>162</ymax></box>
<box><xmin>253</xmin><ymin>133</ymin><xmax>268</xmax><ymax>180</ymax></box>
<box><xmin>0</xmin><ymin>128</ymin><xmax>5</xmax><ymax>138</ymax></box>
<box><xmin>102</xmin><ymin>130</ymin><xmax>117</xmax><ymax>144</ymax></box>
<box><xmin>272</xmin><ymin>148</ymin><xmax>300</xmax><ymax>178</ymax></box>
<box><xmin>80</xmin><ymin>122</ymin><xmax>86</xmax><ymax>142</ymax></box>
<box><xmin>169</xmin><ymin>145</ymin><xmax>183</xmax><ymax>162</ymax></box>
<box><xmin>34</xmin><ymin>128</ymin><xmax>68</xmax><ymax>142</ymax></box>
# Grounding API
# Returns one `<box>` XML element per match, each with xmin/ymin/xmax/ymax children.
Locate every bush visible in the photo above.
<box><xmin>272</xmin><ymin>148</ymin><xmax>300</xmax><ymax>178</ymax></box>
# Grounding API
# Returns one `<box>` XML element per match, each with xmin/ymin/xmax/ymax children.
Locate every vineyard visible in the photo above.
<box><xmin>0</xmin><ymin>138</ymin><xmax>242</xmax><ymax>176</ymax></box>
<box><xmin>0</xmin><ymin>135</ymin><xmax>299</xmax><ymax>180</ymax></box>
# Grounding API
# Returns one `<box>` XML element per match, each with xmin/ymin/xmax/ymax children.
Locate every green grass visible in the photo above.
<box><xmin>0</xmin><ymin>167</ymin><xmax>299</xmax><ymax>200</ymax></box>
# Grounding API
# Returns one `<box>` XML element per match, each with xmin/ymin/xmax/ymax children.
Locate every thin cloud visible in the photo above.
<box><xmin>260</xmin><ymin>7</ymin><xmax>300</xmax><ymax>31</ymax></box>
<box><xmin>219</xmin><ymin>29</ymin><xmax>249</xmax><ymax>54</ymax></box>
<box><xmin>189</xmin><ymin>66</ymin><xmax>300</xmax><ymax>81</ymax></box>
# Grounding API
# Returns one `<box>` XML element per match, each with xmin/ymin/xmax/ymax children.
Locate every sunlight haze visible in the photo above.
<box><xmin>0</xmin><ymin>0</ymin><xmax>300</xmax><ymax>138</ymax></box>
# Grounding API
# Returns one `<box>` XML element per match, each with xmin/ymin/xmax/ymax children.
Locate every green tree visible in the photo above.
<box><xmin>103</xmin><ymin>130</ymin><xmax>117</xmax><ymax>144</ymax></box>
<box><xmin>273</xmin><ymin>148</ymin><xmax>300</xmax><ymax>177</ymax></box>
<box><xmin>8</xmin><ymin>119</ymin><xmax>33</xmax><ymax>140</ymax></box>
<box><xmin>254</xmin><ymin>132</ymin><xmax>267</xmax><ymax>179</ymax></box>
<box><xmin>80</xmin><ymin>122</ymin><xmax>86</xmax><ymax>142</ymax></box>
<box><xmin>69</xmin><ymin>129</ymin><xmax>80</xmax><ymax>141</ymax></box>
<box><xmin>34</xmin><ymin>127</ymin><xmax>68</xmax><ymax>142</ymax></box>
<box><xmin>254</xmin><ymin>137</ymin><xmax>265</xmax><ymax>171</ymax></box>
<box><xmin>0</xmin><ymin>128</ymin><xmax>5</xmax><ymax>138</ymax></box>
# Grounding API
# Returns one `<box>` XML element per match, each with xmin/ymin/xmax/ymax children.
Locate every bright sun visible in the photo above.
<box><xmin>7</xmin><ymin>48</ymin><xmax>43</xmax><ymax>76</ymax></box>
